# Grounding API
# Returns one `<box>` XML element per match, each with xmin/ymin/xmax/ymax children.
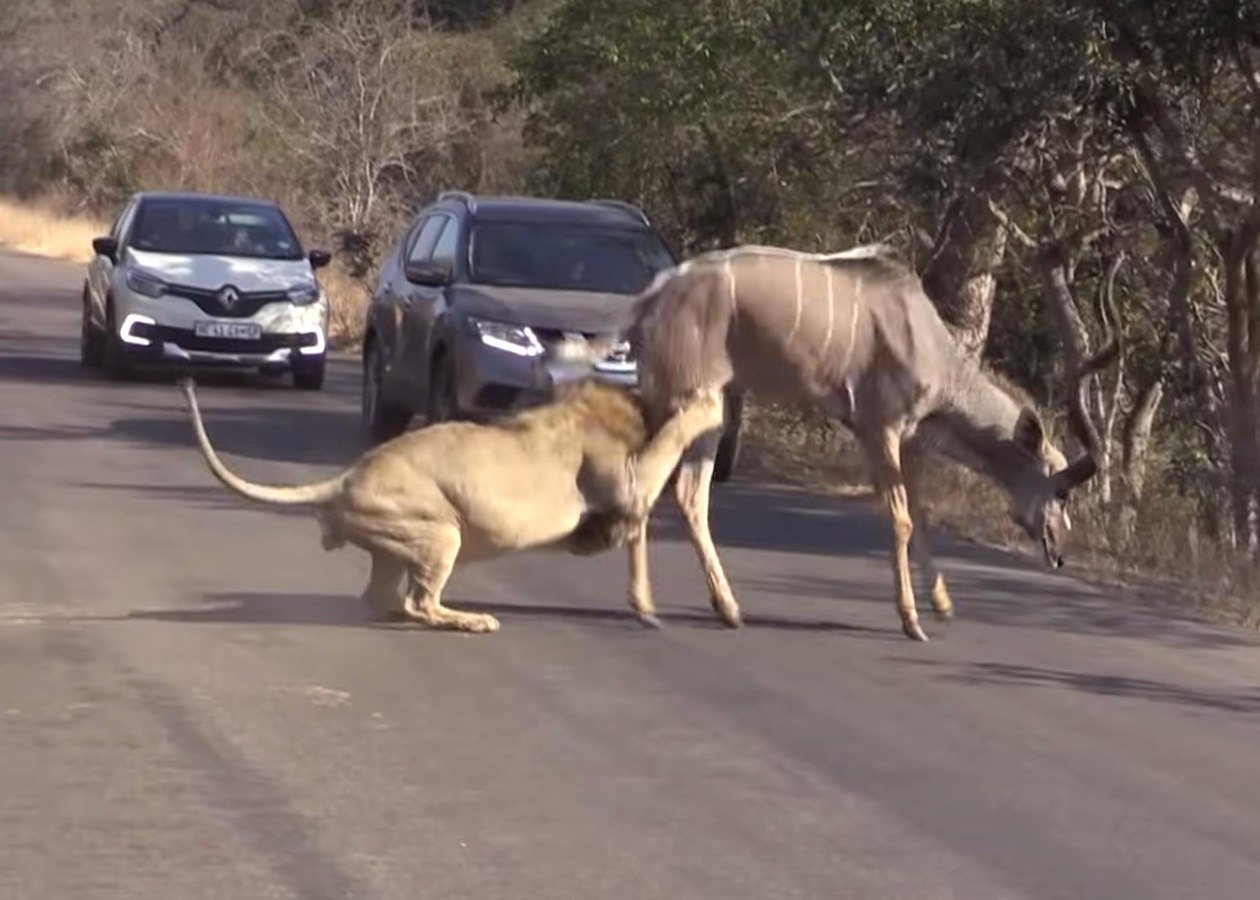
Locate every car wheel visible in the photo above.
<box><xmin>362</xmin><ymin>341</ymin><xmax>411</xmax><ymax>443</ymax></box>
<box><xmin>293</xmin><ymin>354</ymin><xmax>326</xmax><ymax>391</ymax></box>
<box><xmin>100</xmin><ymin>302</ymin><xmax>132</xmax><ymax>381</ymax></box>
<box><xmin>426</xmin><ymin>354</ymin><xmax>459</xmax><ymax>425</ymax></box>
<box><xmin>712</xmin><ymin>390</ymin><xmax>744</xmax><ymax>484</ymax></box>
<box><xmin>79</xmin><ymin>295</ymin><xmax>103</xmax><ymax>369</ymax></box>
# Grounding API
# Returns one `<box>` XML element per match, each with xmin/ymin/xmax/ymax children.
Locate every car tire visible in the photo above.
<box><xmin>293</xmin><ymin>354</ymin><xmax>326</xmax><ymax>391</ymax></box>
<box><xmin>362</xmin><ymin>340</ymin><xmax>411</xmax><ymax>443</ymax></box>
<box><xmin>711</xmin><ymin>390</ymin><xmax>744</xmax><ymax>484</ymax></box>
<box><xmin>425</xmin><ymin>353</ymin><xmax>459</xmax><ymax>425</ymax></box>
<box><xmin>79</xmin><ymin>294</ymin><xmax>103</xmax><ymax>369</ymax></box>
<box><xmin>100</xmin><ymin>302</ymin><xmax>132</xmax><ymax>381</ymax></box>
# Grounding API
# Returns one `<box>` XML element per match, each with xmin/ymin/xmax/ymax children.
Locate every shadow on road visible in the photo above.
<box><xmin>0</xmin><ymin>331</ymin><xmax>361</xmax><ymax>396</ymax></box>
<box><xmin>751</xmin><ymin>564</ymin><xmax>1260</xmax><ymax>651</ymax></box>
<box><xmin>69</xmin><ymin>481</ymin><xmax>314</xmax><ymax>518</ymax></box>
<box><xmin>112</xmin><ymin>402</ymin><xmax>367</xmax><ymax>467</ymax></box>
<box><xmin>893</xmin><ymin>658</ymin><xmax>1260</xmax><ymax>716</ymax></box>
<box><xmin>0</xmin><ymin>393</ymin><xmax>368</xmax><ymax>467</ymax></box>
<box><xmin>122</xmin><ymin>590</ymin><xmax>894</xmax><ymax>636</ymax></box>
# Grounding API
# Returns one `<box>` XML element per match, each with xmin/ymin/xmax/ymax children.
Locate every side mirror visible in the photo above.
<box><xmin>308</xmin><ymin>248</ymin><xmax>332</xmax><ymax>269</ymax></box>
<box><xmin>92</xmin><ymin>235</ymin><xmax>118</xmax><ymax>263</ymax></box>
<box><xmin>404</xmin><ymin>259</ymin><xmax>452</xmax><ymax>287</ymax></box>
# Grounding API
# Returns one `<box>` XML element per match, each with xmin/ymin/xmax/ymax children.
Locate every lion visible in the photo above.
<box><xmin>177</xmin><ymin>375</ymin><xmax>725</xmax><ymax>633</ymax></box>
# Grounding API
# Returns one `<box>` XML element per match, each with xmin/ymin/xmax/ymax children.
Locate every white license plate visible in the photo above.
<box><xmin>194</xmin><ymin>321</ymin><xmax>262</xmax><ymax>340</ymax></box>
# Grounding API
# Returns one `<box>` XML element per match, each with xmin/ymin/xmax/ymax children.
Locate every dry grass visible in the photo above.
<box><xmin>319</xmin><ymin>261</ymin><xmax>371</xmax><ymax>349</ymax></box>
<box><xmin>0</xmin><ymin>195</ymin><xmax>107</xmax><ymax>263</ymax></box>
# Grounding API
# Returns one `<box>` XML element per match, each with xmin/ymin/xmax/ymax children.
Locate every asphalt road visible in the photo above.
<box><xmin>4</xmin><ymin>247</ymin><xmax>1260</xmax><ymax>900</ymax></box>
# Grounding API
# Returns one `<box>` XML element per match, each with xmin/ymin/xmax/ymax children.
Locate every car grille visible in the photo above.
<box><xmin>149</xmin><ymin>324</ymin><xmax>314</xmax><ymax>355</ymax></box>
<box><xmin>164</xmin><ymin>284</ymin><xmax>290</xmax><ymax>318</ymax></box>
<box><xmin>533</xmin><ymin>327</ymin><xmax>634</xmax><ymax>363</ymax></box>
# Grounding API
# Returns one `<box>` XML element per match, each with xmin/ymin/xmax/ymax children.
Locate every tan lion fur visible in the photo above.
<box><xmin>177</xmin><ymin>376</ymin><xmax>725</xmax><ymax>633</ymax></box>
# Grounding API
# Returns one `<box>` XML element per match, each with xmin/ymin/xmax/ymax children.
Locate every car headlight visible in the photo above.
<box><xmin>287</xmin><ymin>283</ymin><xmax>321</xmax><ymax>306</ymax></box>
<box><xmin>125</xmin><ymin>268</ymin><xmax>168</xmax><ymax>299</ymax></box>
<box><xmin>469</xmin><ymin>317</ymin><xmax>543</xmax><ymax>357</ymax></box>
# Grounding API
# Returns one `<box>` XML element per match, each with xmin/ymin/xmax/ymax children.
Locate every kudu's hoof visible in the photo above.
<box><xmin>636</xmin><ymin>613</ymin><xmax>665</xmax><ymax>630</ymax></box>
<box><xmin>902</xmin><ymin>620</ymin><xmax>930</xmax><ymax>642</ymax></box>
<box><xmin>715</xmin><ymin>605</ymin><xmax>743</xmax><ymax>629</ymax></box>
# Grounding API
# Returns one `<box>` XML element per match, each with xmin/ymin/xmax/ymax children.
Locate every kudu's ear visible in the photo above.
<box><xmin>1012</xmin><ymin>408</ymin><xmax>1046</xmax><ymax>456</ymax></box>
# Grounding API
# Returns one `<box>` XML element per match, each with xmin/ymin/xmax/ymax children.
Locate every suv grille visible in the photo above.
<box><xmin>164</xmin><ymin>284</ymin><xmax>290</xmax><ymax>318</ymax></box>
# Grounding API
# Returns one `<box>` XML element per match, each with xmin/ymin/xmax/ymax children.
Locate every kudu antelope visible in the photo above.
<box><xmin>549</xmin><ymin>243</ymin><xmax>1118</xmax><ymax>641</ymax></box>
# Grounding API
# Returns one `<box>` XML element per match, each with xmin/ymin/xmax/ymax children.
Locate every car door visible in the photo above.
<box><xmin>382</xmin><ymin>213</ymin><xmax>446</xmax><ymax>398</ymax></box>
<box><xmin>400</xmin><ymin>212</ymin><xmax>459</xmax><ymax>400</ymax></box>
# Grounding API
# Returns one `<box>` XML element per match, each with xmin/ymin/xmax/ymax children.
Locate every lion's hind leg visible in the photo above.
<box><xmin>370</xmin><ymin>525</ymin><xmax>499</xmax><ymax>633</ymax></box>
<box><xmin>360</xmin><ymin>550</ymin><xmax>408</xmax><ymax>622</ymax></box>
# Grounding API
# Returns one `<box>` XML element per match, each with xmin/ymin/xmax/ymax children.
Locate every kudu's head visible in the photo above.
<box><xmin>1006</xmin><ymin>411</ymin><xmax>1097</xmax><ymax>569</ymax></box>
<box><xmin>1005</xmin><ymin>329</ymin><xmax>1120</xmax><ymax>570</ymax></box>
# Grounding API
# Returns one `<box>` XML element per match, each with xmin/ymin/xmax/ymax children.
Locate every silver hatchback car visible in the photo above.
<box><xmin>80</xmin><ymin>191</ymin><xmax>333</xmax><ymax>389</ymax></box>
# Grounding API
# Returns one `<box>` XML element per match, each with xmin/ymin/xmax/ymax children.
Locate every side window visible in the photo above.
<box><xmin>405</xmin><ymin>215</ymin><xmax>446</xmax><ymax>264</ymax></box>
<box><xmin>429</xmin><ymin>217</ymin><xmax>459</xmax><ymax>268</ymax></box>
<box><xmin>111</xmin><ymin>199</ymin><xmax>137</xmax><ymax>242</ymax></box>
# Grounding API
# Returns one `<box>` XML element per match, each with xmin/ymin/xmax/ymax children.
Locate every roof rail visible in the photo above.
<box><xmin>438</xmin><ymin>190</ymin><xmax>477</xmax><ymax>213</ymax></box>
<box><xmin>588</xmin><ymin>198</ymin><xmax>651</xmax><ymax>226</ymax></box>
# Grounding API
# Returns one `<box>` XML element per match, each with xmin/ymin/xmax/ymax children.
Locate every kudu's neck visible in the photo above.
<box><xmin>919</xmin><ymin>362</ymin><xmax>1038</xmax><ymax>494</ymax></box>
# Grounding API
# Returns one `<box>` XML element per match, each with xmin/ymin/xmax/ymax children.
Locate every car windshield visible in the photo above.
<box><xmin>128</xmin><ymin>197</ymin><xmax>304</xmax><ymax>260</ymax></box>
<box><xmin>468</xmin><ymin>221</ymin><xmax>675</xmax><ymax>295</ymax></box>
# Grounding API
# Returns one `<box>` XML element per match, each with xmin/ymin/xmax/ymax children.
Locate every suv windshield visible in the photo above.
<box><xmin>128</xmin><ymin>197</ymin><xmax>305</xmax><ymax>261</ymax></box>
<box><xmin>468</xmin><ymin>221</ymin><xmax>675</xmax><ymax>295</ymax></box>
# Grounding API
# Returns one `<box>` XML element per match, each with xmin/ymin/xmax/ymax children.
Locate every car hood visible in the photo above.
<box><xmin>125</xmin><ymin>247</ymin><xmax>315</xmax><ymax>293</ymax></box>
<box><xmin>451</xmin><ymin>283</ymin><xmax>639</xmax><ymax>334</ymax></box>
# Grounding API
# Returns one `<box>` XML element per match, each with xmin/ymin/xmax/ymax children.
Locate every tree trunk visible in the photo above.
<box><xmin>1222</xmin><ymin>228</ymin><xmax>1260</xmax><ymax>557</ymax></box>
<box><xmin>1116</xmin><ymin>374</ymin><xmax>1164</xmax><ymax>543</ymax></box>
<box><xmin>919</xmin><ymin>187</ymin><xmax>1009</xmax><ymax>361</ymax></box>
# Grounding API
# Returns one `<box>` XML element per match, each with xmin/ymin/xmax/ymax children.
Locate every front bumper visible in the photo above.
<box><xmin>117</xmin><ymin>316</ymin><xmax>325</xmax><ymax>372</ymax></box>
<box><xmin>111</xmin><ymin>282</ymin><xmax>328</xmax><ymax>372</ymax></box>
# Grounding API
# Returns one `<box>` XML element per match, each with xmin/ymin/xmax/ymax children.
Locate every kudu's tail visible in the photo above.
<box><xmin>178</xmin><ymin>377</ymin><xmax>347</xmax><ymax>506</ymax></box>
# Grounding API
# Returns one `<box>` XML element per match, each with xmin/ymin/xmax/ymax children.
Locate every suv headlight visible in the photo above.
<box><xmin>287</xmin><ymin>284</ymin><xmax>321</xmax><ymax>306</ymax></box>
<box><xmin>125</xmin><ymin>268</ymin><xmax>168</xmax><ymax>299</ymax></box>
<box><xmin>469</xmin><ymin>317</ymin><xmax>543</xmax><ymax>357</ymax></box>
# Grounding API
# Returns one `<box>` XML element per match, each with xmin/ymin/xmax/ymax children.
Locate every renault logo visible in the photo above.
<box><xmin>217</xmin><ymin>286</ymin><xmax>240</xmax><ymax>309</ymax></box>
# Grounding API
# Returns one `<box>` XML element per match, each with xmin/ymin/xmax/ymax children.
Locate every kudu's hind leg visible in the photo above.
<box><xmin>903</xmin><ymin>447</ymin><xmax>954</xmax><ymax>621</ymax></box>
<box><xmin>864</xmin><ymin>428</ymin><xmax>929</xmax><ymax>642</ymax></box>
<box><xmin>673</xmin><ymin>429</ymin><xmax>743</xmax><ymax>628</ymax></box>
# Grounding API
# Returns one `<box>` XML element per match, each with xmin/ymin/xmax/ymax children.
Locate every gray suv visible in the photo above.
<box><xmin>360</xmin><ymin>191</ymin><xmax>744</xmax><ymax>481</ymax></box>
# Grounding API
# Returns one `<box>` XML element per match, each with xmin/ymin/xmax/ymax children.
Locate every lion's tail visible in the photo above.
<box><xmin>178</xmin><ymin>377</ymin><xmax>346</xmax><ymax>506</ymax></box>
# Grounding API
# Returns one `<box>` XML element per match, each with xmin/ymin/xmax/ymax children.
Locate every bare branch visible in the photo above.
<box><xmin>985</xmin><ymin>198</ymin><xmax>1038</xmax><ymax>250</ymax></box>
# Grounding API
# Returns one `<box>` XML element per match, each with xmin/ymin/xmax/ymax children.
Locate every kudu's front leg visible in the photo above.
<box><xmin>866</xmin><ymin>428</ymin><xmax>929</xmax><ymax>642</ymax></box>
<box><xmin>902</xmin><ymin>445</ymin><xmax>954</xmax><ymax>622</ymax></box>
<box><xmin>624</xmin><ymin>389</ymin><xmax>728</xmax><ymax>629</ymax></box>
